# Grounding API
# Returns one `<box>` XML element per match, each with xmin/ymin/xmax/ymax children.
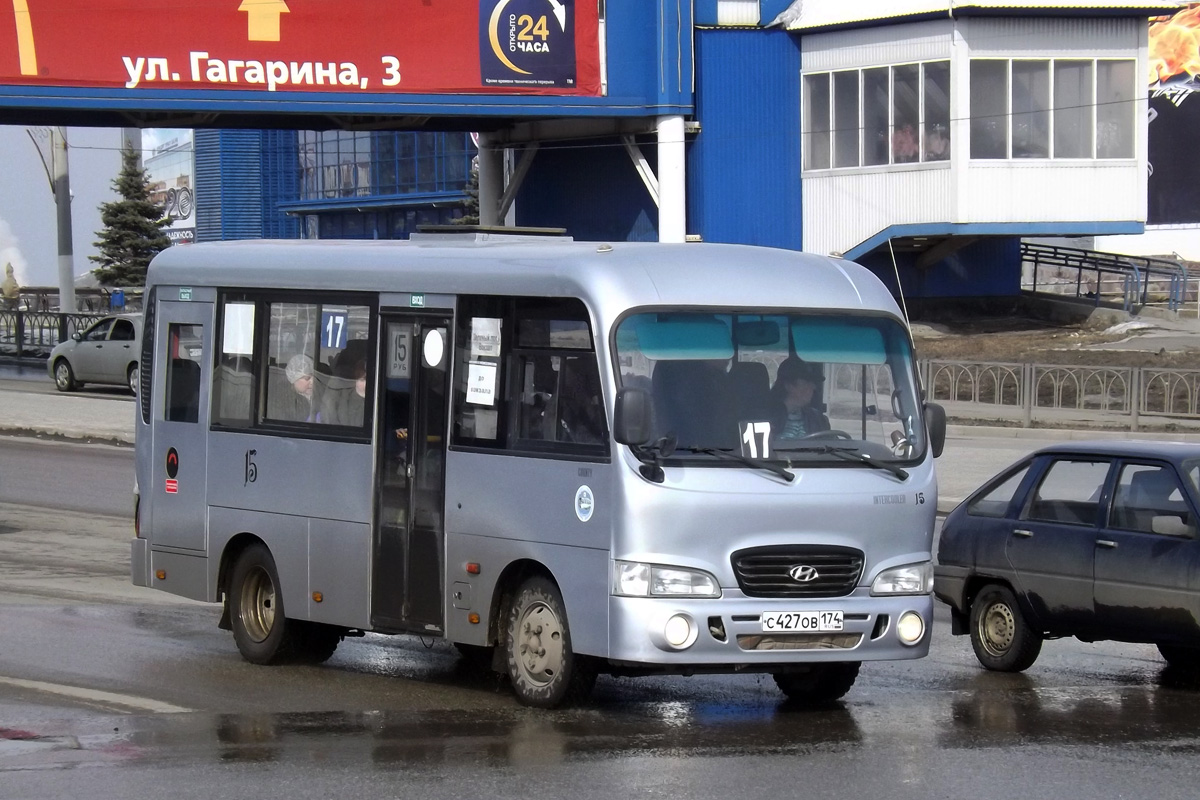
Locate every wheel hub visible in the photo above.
<box><xmin>516</xmin><ymin>601</ymin><xmax>563</xmax><ymax>687</ymax></box>
<box><xmin>981</xmin><ymin>602</ymin><xmax>1015</xmax><ymax>656</ymax></box>
<box><xmin>240</xmin><ymin>565</ymin><xmax>276</xmax><ymax>643</ymax></box>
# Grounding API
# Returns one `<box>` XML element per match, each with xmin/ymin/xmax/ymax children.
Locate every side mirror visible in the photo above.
<box><xmin>614</xmin><ymin>386</ymin><xmax>653</xmax><ymax>446</ymax></box>
<box><xmin>71</xmin><ymin>332</ymin><xmax>82</xmax><ymax>342</ymax></box>
<box><xmin>925</xmin><ymin>402</ymin><xmax>946</xmax><ymax>459</ymax></box>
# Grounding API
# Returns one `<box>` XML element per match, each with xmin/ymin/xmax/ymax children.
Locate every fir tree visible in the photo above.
<box><xmin>453</xmin><ymin>160</ymin><xmax>480</xmax><ymax>226</ymax></box>
<box><xmin>90</xmin><ymin>147</ymin><xmax>171</xmax><ymax>286</ymax></box>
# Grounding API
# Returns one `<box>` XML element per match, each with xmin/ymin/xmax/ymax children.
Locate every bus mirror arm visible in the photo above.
<box><xmin>924</xmin><ymin>402</ymin><xmax>946</xmax><ymax>459</ymax></box>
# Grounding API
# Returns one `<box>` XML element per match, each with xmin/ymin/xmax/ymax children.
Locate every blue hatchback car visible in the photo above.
<box><xmin>936</xmin><ymin>441</ymin><xmax>1200</xmax><ymax>672</ymax></box>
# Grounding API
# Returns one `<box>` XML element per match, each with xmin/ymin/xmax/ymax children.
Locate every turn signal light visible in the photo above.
<box><xmin>312</xmin><ymin>592</ymin><xmax>323</xmax><ymax>603</ymax></box>
<box><xmin>468</xmin><ymin>613</ymin><xmax>480</xmax><ymax>624</ymax></box>
<box><xmin>155</xmin><ymin>569</ymin><xmax>166</xmax><ymax>580</ymax></box>
<box><xmin>465</xmin><ymin>562</ymin><xmax>481</xmax><ymax>575</ymax></box>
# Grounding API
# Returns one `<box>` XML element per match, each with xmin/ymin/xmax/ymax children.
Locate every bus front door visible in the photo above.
<box><xmin>372</xmin><ymin>316</ymin><xmax>451</xmax><ymax>633</ymax></box>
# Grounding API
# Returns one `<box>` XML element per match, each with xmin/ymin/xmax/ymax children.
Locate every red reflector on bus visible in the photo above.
<box><xmin>165</xmin><ymin>479</ymin><xmax>178</xmax><ymax>494</ymax></box>
<box><xmin>465</xmin><ymin>562</ymin><xmax>480</xmax><ymax>575</ymax></box>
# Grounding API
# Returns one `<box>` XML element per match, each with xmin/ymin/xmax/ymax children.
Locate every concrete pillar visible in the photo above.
<box><xmin>476</xmin><ymin>133</ymin><xmax>504</xmax><ymax>227</ymax></box>
<box><xmin>656</xmin><ymin>115</ymin><xmax>686</xmax><ymax>243</ymax></box>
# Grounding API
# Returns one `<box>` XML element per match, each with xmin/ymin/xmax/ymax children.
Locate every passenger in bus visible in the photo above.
<box><xmin>770</xmin><ymin>356</ymin><xmax>830</xmax><ymax>441</ymax></box>
<box><xmin>321</xmin><ymin>359</ymin><xmax>367</xmax><ymax>426</ymax></box>
<box><xmin>280</xmin><ymin>353</ymin><xmax>320</xmax><ymax>422</ymax></box>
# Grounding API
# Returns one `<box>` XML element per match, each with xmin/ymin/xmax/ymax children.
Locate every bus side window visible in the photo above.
<box><xmin>165</xmin><ymin>322</ymin><xmax>202</xmax><ymax>424</ymax></box>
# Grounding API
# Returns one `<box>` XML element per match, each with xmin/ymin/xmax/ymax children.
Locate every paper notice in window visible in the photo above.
<box><xmin>471</xmin><ymin>317</ymin><xmax>502</xmax><ymax>358</ymax></box>
<box><xmin>466</xmin><ymin>361</ymin><xmax>498</xmax><ymax>406</ymax></box>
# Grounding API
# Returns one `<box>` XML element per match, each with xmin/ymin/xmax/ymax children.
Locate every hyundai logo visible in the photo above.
<box><xmin>788</xmin><ymin>565</ymin><xmax>819</xmax><ymax>582</ymax></box>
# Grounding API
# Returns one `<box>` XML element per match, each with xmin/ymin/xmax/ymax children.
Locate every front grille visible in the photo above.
<box><xmin>732</xmin><ymin>545</ymin><xmax>864</xmax><ymax>598</ymax></box>
<box><xmin>737</xmin><ymin>633</ymin><xmax>862</xmax><ymax>651</ymax></box>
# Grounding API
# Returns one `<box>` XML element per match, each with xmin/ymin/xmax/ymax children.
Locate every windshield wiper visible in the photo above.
<box><xmin>782</xmin><ymin>444</ymin><xmax>909</xmax><ymax>481</ymax></box>
<box><xmin>675</xmin><ymin>447</ymin><xmax>795</xmax><ymax>483</ymax></box>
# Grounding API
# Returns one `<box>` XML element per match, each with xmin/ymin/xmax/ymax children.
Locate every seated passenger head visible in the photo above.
<box><xmin>353</xmin><ymin>360</ymin><xmax>368</xmax><ymax>398</ymax></box>
<box><xmin>286</xmin><ymin>354</ymin><xmax>314</xmax><ymax>397</ymax></box>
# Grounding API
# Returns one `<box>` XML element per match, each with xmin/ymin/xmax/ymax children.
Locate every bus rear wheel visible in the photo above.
<box><xmin>773</xmin><ymin>662</ymin><xmax>861</xmax><ymax>705</ymax></box>
<box><xmin>504</xmin><ymin>576</ymin><xmax>596</xmax><ymax>708</ymax></box>
<box><xmin>229</xmin><ymin>543</ymin><xmax>305</xmax><ymax>665</ymax></box>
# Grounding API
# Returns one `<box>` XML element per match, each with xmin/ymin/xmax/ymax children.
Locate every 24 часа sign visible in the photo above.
<box><xmin>480</xmin><ymin>0</ymin><xmax>577</xmax><ymax>89</ymax></box>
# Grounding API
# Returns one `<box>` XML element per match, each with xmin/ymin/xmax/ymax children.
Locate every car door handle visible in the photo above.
<box><xmin>1096</xmin><ymin>539</ymin><xmax>1118</xmax><ymax>549</ymax></box>
<box><xmin>1012</xmin><ymin>528</ymin><xmax>1034</xmax><ymax>538</ymax></box>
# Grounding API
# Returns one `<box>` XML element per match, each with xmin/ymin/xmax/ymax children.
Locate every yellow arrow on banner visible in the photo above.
<box><xmin>12</xmin><ymin>0</ymin><xmax>37</xmax><ymax>75</ymax></box>
<box><xmin>239</xmin><ymin>0</ymin><xmax>289</xmax><ymax>42</ymax></box>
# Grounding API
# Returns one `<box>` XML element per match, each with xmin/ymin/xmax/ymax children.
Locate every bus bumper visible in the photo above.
<box><xmin>131</xmin><ymin>537</ymin><xmax>149</xmax><ymax>587</ymax></box>
<box><xmin>606</xmin><ymin>590</ymin><xmax>932</xmax><ymax>669</ymax></box>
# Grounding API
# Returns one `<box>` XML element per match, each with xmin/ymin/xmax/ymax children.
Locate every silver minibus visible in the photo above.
<box><xmin>131</xmin><ymin>231</ymin><xmax>945</xmax><ymax>707</ymax></box>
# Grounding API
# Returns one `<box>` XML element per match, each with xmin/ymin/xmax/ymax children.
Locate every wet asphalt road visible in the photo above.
<box><xmin>3</xmin><ymin>392</ymin><xmax>1200</xmax><ymax>796</ymax></box>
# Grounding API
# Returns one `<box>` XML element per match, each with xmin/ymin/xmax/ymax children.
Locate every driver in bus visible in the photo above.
<box><xmin>770</xmin><ymin>356</ymin><xmax>830</xmax><ymax>442</ymax></box>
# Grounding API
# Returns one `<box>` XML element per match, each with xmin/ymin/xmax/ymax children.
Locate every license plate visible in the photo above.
<box><xmin>761</xmin><ymin>611</ymin><xmax>843</xmax><ymax>633</ymax></box>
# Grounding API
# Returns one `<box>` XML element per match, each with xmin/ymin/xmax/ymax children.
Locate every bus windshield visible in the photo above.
<box><xmin>614</xmin><ymin>311</ymin><xmax>926</xmax><ymax>464</ymax></box>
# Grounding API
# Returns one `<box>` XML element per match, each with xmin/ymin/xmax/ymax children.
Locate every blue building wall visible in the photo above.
<box><xmin>516</xmin><ymin>138</ymin><xmax>659</xmax><ymax>242</ymax></box>
<box><xmin>261</xmin><ymin>130</ymin><xmax>301</xmax><ymax>239</ymax></box>
<box><xmin>690</xmin><ymin>28</ymin><xmax>802</xmax><ymax>249</ymax></box>
<box><xmin>194</xmin><ymin>129</ymin><xmax>264</xmax><ymax>242</ymax></box>
<box><xmin>858</xmin><ymin>238</ymin><xmax>1023</xmax><ymax>299</ymax></box>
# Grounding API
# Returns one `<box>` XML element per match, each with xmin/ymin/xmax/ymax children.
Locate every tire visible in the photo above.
<box><xmin>1157</xmin><ymin>643</ymin><xmax>1200</xmax><ymax>670</ymax></box>
<box><xmin>504</xmin><ymin>576</ymin><xmax>596</xmax><ymax>708</ymax></box>
<box><xmin>228</xmin><ymin>543</ymin><xmax>305</xmax><ymax>665</ymax></box>
<box><xmin>969</xmin><ymin>584</ymin><xmax>1042</xmax><ymax>672</ymax></box>
<box><xmin>53</xmin><ymin>359</ymin><xmax>76</xmax><ymax>392</ymax></box>
<box><xmin>127</xmin><ymin>363</ymin><xmax>139</xmax><ymax>396</ymax></box>
<box><xmin>773</xmin><ymin>662</ymin><xmax>860</xmax><ymax>705</ymax></box>
<box><xmin>294</xmin><ymin>622</ymin><xmax>342</xmax><ymax>664</ymax></box>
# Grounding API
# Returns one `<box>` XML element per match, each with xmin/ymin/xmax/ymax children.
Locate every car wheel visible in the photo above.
<box><xmin>504</xmin><ymin>576</ymin><xmax>596</xmax><ymax>708</ymax></box>
<box><xmin>1157</xmin><ymin>643</ymin><xmax>1200</xmax><ymax>669</ymax></box>
<box><xmin>229</xmin><ymin>543</ymin><xmax>304</xmax><ymax>665</ymax></box>
<box><xmin>127</xmin><ymin>363</ymin><xmax>139</xmax><ymax>396</ymax></box>
<box><xmin>53</xmin><ymin>359</ymin><xmax>76</xmax><ymax>392</ymax></box>
<box><xmin>773</xmin><ymin>662</ymin><xmax>860</xmax><ymax>705</ymax></box>
<box><xmin>969</xmin><ymin>584</ymin><xmax>1042</xmax><ymax>672</ymax></box>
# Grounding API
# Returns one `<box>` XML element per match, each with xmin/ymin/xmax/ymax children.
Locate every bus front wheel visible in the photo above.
<box><xmin>773</xmin><ymin>662</ymin><xmax>861</xmax><ymax>705</ymax></box>
<box><xmin>229</xmin><ymin>543</ymin><xmax>305</xmax><ymax>665</ymax></box>
<box><xmin>504</xmin><ymin>576</ymin><xmax>596</xmax><ymax>708</ymax></box>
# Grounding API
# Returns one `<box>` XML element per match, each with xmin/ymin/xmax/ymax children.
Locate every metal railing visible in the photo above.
<box><xmin>0</xmin><ymin>311</ymin><xmax>109</xmax><ymax>358</ymax></box>
<box><xmin>1021</xmin><ymin>242</ymin><xmax>1186</xmax><ymax>313</ymax></box>
<box><xmin>923</xmin><ymin>359</ymin><xmax>1200</xmax><ymax>430</ymax></box>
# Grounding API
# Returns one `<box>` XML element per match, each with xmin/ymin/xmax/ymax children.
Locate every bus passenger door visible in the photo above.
<box><xmin>372</xmin><ymin>316</ymin><xmax>451</xmax><ymax>633</ymax></box>
<box><xmin>150</xmin><ymin>300</ymin><xmax>211</xmax><ymax>551</ymax></box>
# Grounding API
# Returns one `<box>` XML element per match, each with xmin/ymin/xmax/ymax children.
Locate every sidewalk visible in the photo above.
<box><xmin>4</xmin><ymin>387</ymin><xmax>1200</xmax><ymax>515</ymax></box>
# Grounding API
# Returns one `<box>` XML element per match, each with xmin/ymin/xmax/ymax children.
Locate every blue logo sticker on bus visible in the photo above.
<box><xmin>321</xmin><ymin>312</ymin><xmax>348</xmax><ymax>349</ymax></box>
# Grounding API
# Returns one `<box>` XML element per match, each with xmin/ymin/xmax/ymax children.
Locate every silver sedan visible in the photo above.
<box><xmin>47</xmin><ymin>313</ymin><xmax>142</xmax><ymax>394</ymax></box>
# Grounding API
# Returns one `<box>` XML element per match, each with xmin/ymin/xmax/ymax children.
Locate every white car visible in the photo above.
<box><xmin>47</xmin><ymin>314</ymin><xmax>143</xmax><ymax>394</ymax></box>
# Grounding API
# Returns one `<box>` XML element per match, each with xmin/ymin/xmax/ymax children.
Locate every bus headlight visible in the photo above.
<box><xmin>897</xmin><ymin>611</ymin><xmax>925</xmax><ymax>645</ymax></box>
<box><xmin>870</xmin><ymin>561</ymin><xmax>933</xmax><ymax>595</ymax></box>
<box><xmin>613</xmin><ymin>561</ymin><xmax>721</xmax><ymax>598</ymax></box>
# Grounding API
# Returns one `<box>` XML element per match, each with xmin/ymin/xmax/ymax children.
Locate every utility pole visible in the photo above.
<box><xmin>27</xmin><ymin>126</ymin><xmax>74</xmax><ymax>311</ymax></box>
<box><xmin>52</xmin><ymin>128</ymin><xmax>74</xmax><ymax>313</ymax></box>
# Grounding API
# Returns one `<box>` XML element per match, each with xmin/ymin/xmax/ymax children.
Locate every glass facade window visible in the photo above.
<box><xmin>297</xmin><ymin>131</ymin><xmax>473</xmax><ymax>202</ymax></box>
<box><xmin>804</xmin><ymin>61</ymin><xmax>950</xmax><ymax>171</ymax></box>
<box><xmin>971</xmin><ymin>60</ymin><xmax>1010</xmax><ymax>159</ymax></box>
<box><xmin>1012</xmin><ymin>60</ymin><xmax>1051</xmax><ymax>158</ymax></box>
<box><xmin>833</xmin><ymin>71</ymin><xmax>860</xmax><ymax>168</ymax></box>
<box><xmin>1054</xmin><ymin>60</ymin><xmax>1094</xmax><ymax>159</ymax></box>
<box><xmin>970</xmin><ymin>57</ymin><xmax>1135</xmax><ymax>160</ymax></box>
<box><xmin>1097</xmin><ymin>59</ymin><xmax>1135</xmax><ymax>159</ymax></box>
<box><xmin>803</xmin><ymin>73</ymin><xmax>832</xmax><ymax>170</ymax></box>
<box><xmin>863</xmin><ymin>67</ymin><xmax>890</xmax><ymax>167</ymax></box>
<box><xmin>923</xmin><ymin>61</ymin><xmax>951</xmax><ymax>162</ymax></box>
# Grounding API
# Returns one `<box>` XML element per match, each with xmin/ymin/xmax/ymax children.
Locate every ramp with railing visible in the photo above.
<box><xmin>1021</xmin><ymin>243</ymin><xmax>1187</xmax><ymax>313</ymax></box>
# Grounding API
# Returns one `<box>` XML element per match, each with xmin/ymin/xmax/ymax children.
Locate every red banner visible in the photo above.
<box><xmin>0</xmin><ymin>0</ymin><xmax>602</xmax><ymax>96</ymax></box>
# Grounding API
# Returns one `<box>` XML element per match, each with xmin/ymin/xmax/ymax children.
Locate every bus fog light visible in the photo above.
<box><xmin>664</xmin><ymin>614</ymin><xmax>696</xmax><ymax>649</ymax></box>
<box><xmin>897</xmin><ymin>612</ymin><xmax>925</xmax><ymax>645</ymax></box>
